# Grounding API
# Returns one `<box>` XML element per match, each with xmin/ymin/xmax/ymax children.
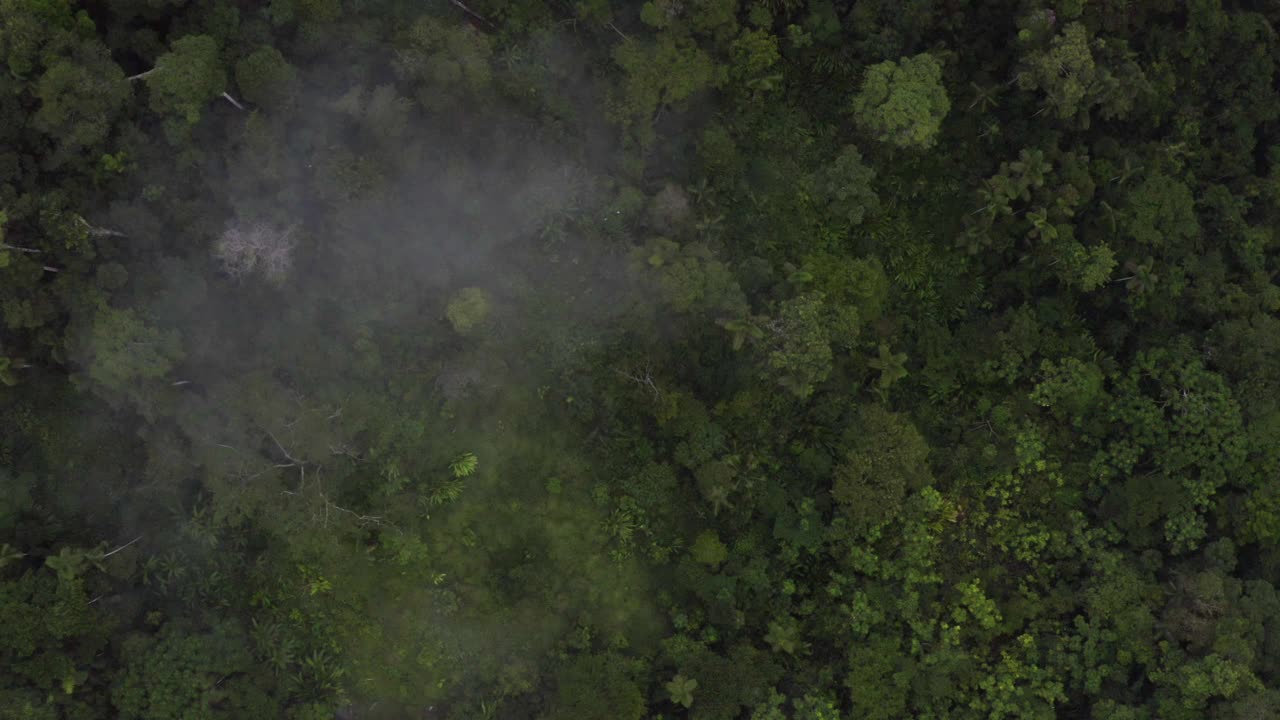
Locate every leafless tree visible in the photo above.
<box><xmin>214</xmin><ymin>221</ymin><xmax>298</xmax><ymax>283</ymax></box>
<box><xmin>615</xmin><ymin>361</ymin><xmax>661</xmax><ymax>399</ymax></box>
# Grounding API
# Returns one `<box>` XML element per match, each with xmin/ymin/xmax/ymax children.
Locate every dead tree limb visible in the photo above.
<box><xmin>614</xmin><ymin>365</ymin><xmax>661</xmax><ymax>399</ymax></box>
<box><xmin>450</xmin><ymin>0</ymin><xmax>495</xmax><ymax>28</ymax></box>
<box><xmin>267</xmin><ymin>431</ymin><xmax>301</xmax><ymax>465</ymax></box>
<box><xmin>78</xmin><ymin>217</ymin><xmax>126</xmax><ymax>238</ymax></box>
<box><xmin>102</xmin><ymin>535</ymin><xmax>143</xmax><ymax>559</ymax></box>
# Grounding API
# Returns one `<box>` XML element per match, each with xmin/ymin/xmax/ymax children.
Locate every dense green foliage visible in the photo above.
<box><xmin>3</xmin><ymin>0</ymin><xmax>1280</xmax><ymax>718</ymax></box>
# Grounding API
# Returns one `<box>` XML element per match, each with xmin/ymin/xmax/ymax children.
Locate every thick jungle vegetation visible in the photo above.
<box><xmin>3</xmin><ymin>0</ymin><xmax>1280</xmax><ymax>718</ymax></box>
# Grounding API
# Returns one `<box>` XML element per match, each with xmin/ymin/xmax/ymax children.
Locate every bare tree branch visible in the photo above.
<box><xmin>266</xmin><ymin>430</ymin><xmax>301</xmax><ymax>466</ymax></box>
<box><xmin>77</xmin><ymin>217</ymin><xmax>126</xmax><ymax>238</ymax></box>
<box><xmin>450</xmin><ymin>0</ymin><xmax>494</xmax><ymax>28</ymax></box>
<box><xmin>102</xmin><ymin>535</ymin><xmax>143</xmax><ymax>559</ymax></box>
<box><xmin>614</xmin><ymin>363</ymin><xmax>661</xmax><ymax>399</ymax></box>
<box><xmin>215</xmin><ymin>221</ymin><xmax>298</xmax><ymax>282</ymax></box>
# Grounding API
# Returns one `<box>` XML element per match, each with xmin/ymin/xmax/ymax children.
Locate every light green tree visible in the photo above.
<box><xmin>34</xmin><ymin>47</ymin><xmax>128</xmax><ymax>156</ymax></box>
<box><xmin>691</xmin><ymin>530</ymin><xmax>728</xmax><ymax>567</ymax></box>
<box><xmin>234</xmin><ymin>46</ymin><xmax>297</xmax><ymax>111</ymax></box>
<box><xmin>632</xmin><ymin>238</ymin><xmax>747</xmax><ymax>317</ymax></box>
<box><xmin>850</xmin><ymin>53</ymin><xmax>950</xmax><ymax>149</ymax></box>
<box><xmin>393</xmin><ymin>16</ymin><xmax>493</xmax><ymax>112</ymax></box>
<box><xmin>867</xmin><ymin>343</ymin><xmax>908</xmax><ymax>399</ymax></box>
<box><xmin>1018</xmin><ymin>21</ymin><xmax>1146</xmax><ymax>124</ymax></box>
<box><xmin>832</xmin><ymin>405</ymin><xmax>932</xmax><ymax>529</ymax></box>
<box><xmin>73</xmin><ymin>306</ymin><xmax>183</xmax><ymax>417</ymax></box>
<box><xmin>445</xmin><ymin>287</ymin><xmax>492</xmax><ymax>335</ymax></box>
<box><xmin>612</xmin><ymin>35</ymin><xmax>726</xmax><ymax>144</ymax></box>
<box><xmin>144</xmin><ymin>35</ymin><xmax>226</xmax><ymax>140</ymax></box>
<box><xmin>1123</xmin><ymin>174</ymin><xmax>1199</xmax><ymax>249</ymax></box>
<box><xmin>666</xmin><ymin>673</ymin><xmax>698</xmax><ymax>708</ymax></box>
<box><xmin>1019</xmin><ymin>22</ymin><xmax>1098</xmax><ymax>120</ymax></box>
<box><xmin>0</xmin><ymin>0</ymin><xmax>95</xmax><ymax>79</ymax></box>
<box><xmin>763</xmin><ymin>292</ymin><xmax>839</xmax><ymax>399</ymax></box>
<box><xmin>543</xmin><ymin>654</ymin><xmax>646</xmax><ymax>720</ymax></box>
<box><xmin>814</xmin><ymin>145</ymin><xmax>880</xmax><ymax>226</ymax></box>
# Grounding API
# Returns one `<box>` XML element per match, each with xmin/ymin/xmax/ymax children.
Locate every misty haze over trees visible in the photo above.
<box><xmin>3</xmin><ymin>0</ymin><xmax>1280</xmax><ymax>718</ymax></box>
